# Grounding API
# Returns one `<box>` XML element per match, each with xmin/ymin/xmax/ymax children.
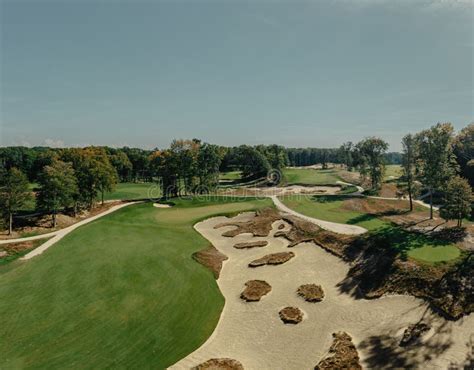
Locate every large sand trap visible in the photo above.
<box><xmin>153</xmin><ymin>203</ymin><xmax>172</xmax><ymax>208</ymax></box>
<box><xmin>171</xmin><ymin>213</ymin><xmax>474</xmax><ymax>369</ymax></box>
<box><xmin>220</xmin><ymin>185</ymin><xmax>342</xmax><ymax>197</ymax></box>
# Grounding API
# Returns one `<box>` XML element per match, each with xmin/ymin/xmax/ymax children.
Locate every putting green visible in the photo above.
<box><xmin>0</xmin><ymin>197</ymin><xmax>272</xmax><ymax>369</ymax></box>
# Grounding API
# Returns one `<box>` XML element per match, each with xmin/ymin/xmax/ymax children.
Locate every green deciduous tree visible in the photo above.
<box><xmin>37</xmin><ymin>160</ymin><xmax>78</xmax><ymax>228</ymax></box>
<box><xmin>440</xmin><ymin>176</ymin><xmax>472</xmax><ymax>227</ymax></box>
<box><xmin>237</xmin><ymin>146</ymin><xmax>271</xmax><ymax>180</ymax></box>
<box><xmin>109</xmin><ymin>151</ymin><xmax>133</xmax><ymax>182</ymax></box>
<box><xmin>400</xmin><ymin>134</ymin><xmax>418</xmax><ymax>211</ymax></box>
<box><xmin>0</xmin><ymin>168</ymin><xmax>31</xmax><ymax>234</ymax></box>
<box><xmin>415</xmin><ymin>123</ymin><xmax>458</xmax><ymax>219</ymax></box>
<box><xmin>94</xmin><ymin>160</ymin><xmax>118</xmax><ymax>205</ymax></box>
<box><xmin>355</xmin><ymin>137</ymin><xmax>389</xmax><ymax>190</ymax></box>
<box><xmin>197</xmin><ymin>143</ymin><xmax>221</xmax><ymax>192</ymax></box>
<box><xmin>453</xmin><ymin>123</ymin><xmax>474</xmax><ymax>188</ymax></box>
<box><xmin>338</xmin><ymin>142</ymin><xmax>354</xmax><ymax>171</ymax></box>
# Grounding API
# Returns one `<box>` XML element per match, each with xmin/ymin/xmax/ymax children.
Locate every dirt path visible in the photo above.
<box><xmin>271</xmin><ymin>196</ymin><xmax>367</xmax><ymax>235</ymax></box>
<box><xmin>171</xmin><ymin>214</ymin><xmax>474</xmax><ymax>369</ymax></box>
<box><xmin>0</xmin><ymin>202</ymin><xmax>138</xmax><ymax>259</ymax></box>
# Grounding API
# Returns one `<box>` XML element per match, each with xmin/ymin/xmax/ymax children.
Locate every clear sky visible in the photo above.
<box><xmin>1</xmin><ymin>0</ymin><xmax>473</xmax><ymax>151</ymax></box>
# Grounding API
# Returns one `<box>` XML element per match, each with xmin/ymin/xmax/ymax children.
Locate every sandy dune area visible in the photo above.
<box><xmin>220</xmin><ymin>185</ymin><xmax>341</xmax><ymax>197</ymax></box>
<box><xmin>171</xmin><ymin>212</ymin><xmax>473</xmax><ymax>369</ymax></box>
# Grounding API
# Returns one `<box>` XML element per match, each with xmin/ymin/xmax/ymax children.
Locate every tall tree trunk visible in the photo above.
<box><xmin>429</xmin><ymin>190</ymin><xmax>434</xmax><ymax>220</ymax></box>
<box><xmin>101</xmin><ymin>190</ymin><xmax>104</xmax><ymax>205</ymax></box>
<box><xmin>8</xmin><ymin>212</ymin><xmax>12</xmax><ymax>235</ymax></box>
<box><xmin>408</xmin><ymin>180</ymin><xmax>413</xmax><ymax>212</ymax></box>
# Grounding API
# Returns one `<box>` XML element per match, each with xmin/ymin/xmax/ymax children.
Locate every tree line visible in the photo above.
<box><xmin>0</xmin><ymin>124</ymin><xmax>472</xmax><ymax>233</ymax></box>
<box><xmin>0</xmin><ymin>141</ymin><xmax>288</xmax><ymax>233</ymax></box>
<box><xmin>337</xmin><ymin>123</ymin><xmax>472</xmax><ymax>226</ymax></box>
<box><xmin>286</xmin><ymin>147</ymin><xmax>402</xmax><ymax>167</ymax></box>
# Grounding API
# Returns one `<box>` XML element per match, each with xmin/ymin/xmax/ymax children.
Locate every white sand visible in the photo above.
<box><xmin>250</xmin><ymin>185</ymin><xmax>342</xmax><ymax>196</ymax></box>
<box><xmin>171</xmin><ymin>214</ymin><xmax>474</xmax><ymax>369</ymax></box>
<box><xmin>153</xmin><ymin>203</ymin><xmax>172</xmax><ymax>208</ymax></box>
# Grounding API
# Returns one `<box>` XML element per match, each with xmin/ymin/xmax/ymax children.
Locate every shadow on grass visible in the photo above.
<box><xmin>310</xmin><ymin>195</ymin><xmax>356</xmax><ymax>203</ymax></box>
<box><xmin>336</xmin><ymin>225</ymin><xmax>456</xmax><ymax>299</ymax></box>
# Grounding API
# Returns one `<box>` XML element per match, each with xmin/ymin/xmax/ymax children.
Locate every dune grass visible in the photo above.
<box><xmin>282</xmin><ymin>168</ymin><xmax>342</xmax><ymax>185</ymax></box>
<box><xmin>279</xmin><ymin>195</ymin><xmax>461</xmax><ymax>263</ymax></box>
<box><xmin>0</xmin><ymin>197</ymin><xmax>272</xmax><ymax>369</ymax></box>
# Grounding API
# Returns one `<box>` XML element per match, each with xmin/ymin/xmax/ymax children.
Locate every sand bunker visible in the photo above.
<box><xmin>297</xmin><ymin>284</ymin><xmax>325</xmax><ymax>302</ymax></box>
<box><xmin>171</xmin><ymin>213</ymin><xmax>474</xmax><ymax>369</ymax></box>
<box><xmin>221</xmin><ymin>185</ymin><xmax>342</xmax><ymax>197</ymax></box>
<box><xmin>153</xmin><ymin>203</ymin><xmax>171</xmax><ymax>208</ymax></box>
<box><xmin>248</xmin><ymin>252</ymin><xmax>295</xmax><ymax>267</ymax></box>
<box><xmin>240</xmin><ymin>280</ymin><xmax>272</xmax><ymax>302</ymax></box>
<box><xmin>279</xmin><ymin>306</ymin><xmax>304</xmax><ymax>324</ymax></box>
<box><xmin>233</xmin><ymin>241</ymin><xmax>268</xmax><ymax>249</ymax></box>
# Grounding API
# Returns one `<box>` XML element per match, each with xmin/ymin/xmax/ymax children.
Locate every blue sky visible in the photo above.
<box><xmin>1</xmin><ymin>0</ymin><xmax>472</xmax><ymax>151</ymax></box>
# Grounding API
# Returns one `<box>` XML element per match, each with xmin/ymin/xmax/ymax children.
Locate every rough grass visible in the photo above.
<box><xmin>0</xmin><ymin>238</ymin><xmax>50</xmax><ymax>265</ymax></box>
<box><xmin>0</xmin><ymin>197</ymin><xmax>272</xmax><ymax>369</ymax></box>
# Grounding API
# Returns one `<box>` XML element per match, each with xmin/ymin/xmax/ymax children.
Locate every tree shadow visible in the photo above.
<box><xmin>448</xmin><ymin>335</ymin><xmax>474</xmax><ymax>370</ymax></box>
<box><xmin>336</xmin><ymin>225</ymin><xmax>458</xmax><ymax>300</ymax></box>
<box><xmin>358</xmin><ymin>314</ymin><xmax>454</xmax><ymax>369</ymax></box>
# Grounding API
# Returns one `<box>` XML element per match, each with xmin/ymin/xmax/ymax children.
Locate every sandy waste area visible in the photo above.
<box><xmin>171</xmin><ymin>212</ymin><xmax>474</xmax><ymax>369</ymax></box>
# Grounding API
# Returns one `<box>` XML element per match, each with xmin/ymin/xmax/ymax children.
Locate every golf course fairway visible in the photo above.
<box><xmin>0</xmin><ymin>197</ymin><xmax>272</xmax><ymax>369</ymax></box>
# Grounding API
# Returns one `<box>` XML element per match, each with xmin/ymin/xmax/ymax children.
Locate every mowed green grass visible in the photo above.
<box><xmin>282</xmin><ymin>168</ymin><xmax>342</xmax><ymax>185</ymax></box>
<box><xmin>279</xmin><ymin>195</ymin><xmax>460</xmax><ymax>263</ymax></box>
<box><xmin>280</xmin><ymin>195</ymin><xmax>387</xmax><ymax>231</ymax></box>
<box><xmin>219</xmin><ymin>171</ymin><xmax>242</xmax><ymax>181</ymax></box>
<box><xmin>0</xmin><ymin>197</ymin><xmax>272</xmax><ymax>369</ymax></box>
<box><xmin>384</xmin><ymin>165</ymin><xmax>402</xmax><ymax>181</ymax></box>
<box><xmin>102</xmin><ymin>182</ymin><xmax>160</xmax><ymax>201</ymax></box>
